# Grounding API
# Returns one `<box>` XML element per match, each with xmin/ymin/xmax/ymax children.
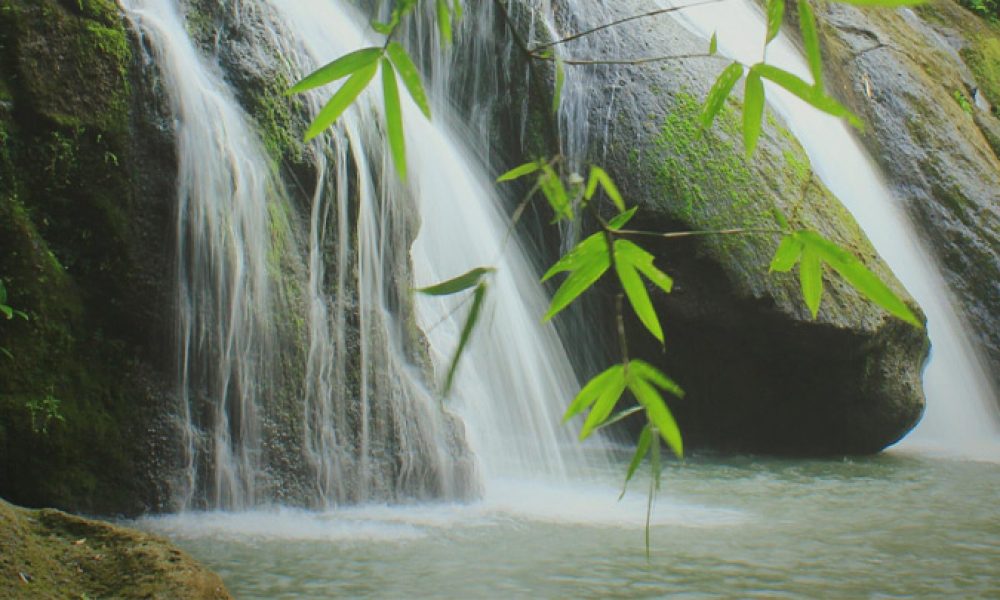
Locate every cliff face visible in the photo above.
<box><xmin>0</xmin><ymin>0</ymin><xmax>181</xmax><ymax>515</ymax></box>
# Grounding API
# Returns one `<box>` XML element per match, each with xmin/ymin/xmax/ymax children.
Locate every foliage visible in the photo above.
<box><xmin>290</xmin><ymin>0</ymin><xmax>924</xmax><ymax>551</ymax></box>
<box><xmin>0</xmin><ymin>280</ymin><xmax>29</xmax><ymax>359</ymax></box>
<box><xmin>25</xmin><ymin>393</ymin><xmax>65</xmax><ymax>434</ymax></box>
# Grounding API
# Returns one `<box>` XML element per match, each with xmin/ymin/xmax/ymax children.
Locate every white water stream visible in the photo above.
<box><xmin>659</xmin><ymin>0</ymin><xmax>1000</xmax><ymax>460</ymax></box>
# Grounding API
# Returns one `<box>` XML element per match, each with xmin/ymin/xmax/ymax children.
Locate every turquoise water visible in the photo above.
<box><xmin>139</xmin><ymin>450</ymin><xmax>1000</xmax><ymax>598</ymax></box>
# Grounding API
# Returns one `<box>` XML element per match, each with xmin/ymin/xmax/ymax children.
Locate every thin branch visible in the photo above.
<box><xmin>612</xmin><ymin>226</ymin><xmax>786</xmax><ymax>240</ymax></box>
<box><xmin>616</xmin><ymin>293</ymin><xmax>630</xmax><ymax>364</ymax></box>
<box><xmin>533</xmin><ymin>53</ymin><xmax>728</xmax><ymax>67</ymax></box>
<box><xmin>530</xmin><ymin>0</ymin><xmax>727</xmax><ymax>52</ymax></box>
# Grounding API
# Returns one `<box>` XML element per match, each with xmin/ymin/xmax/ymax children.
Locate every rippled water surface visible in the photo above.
<box><xmin>138</xmin><ymin>451</ymin><xmax>1000</xmax><ymax>598</ymax></box>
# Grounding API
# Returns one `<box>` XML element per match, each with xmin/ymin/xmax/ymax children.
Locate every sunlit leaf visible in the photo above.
<box><xmin>798</xmin><ymin>0</ymin><xmax>823</xmax><ymax>89</ymax></box>
<box><xmin>387</xmin><ymin>42</ymin><xmax>431</xmax><ymax>119</ymax></box>
<box><xmin>381</xmin><ymin>59</ymin><xmax>406</xmax><ymax>179</ymax></box>
<box><xmin>766</xmin><ymin>0</ymin><xmax>785</xmax><ymax>45</ymax></box>
<box><xmin>799</xmin><ymin>242</ymin><xmax>823</xmax><ymax>318</ymax></box>
<box><xmin>540</xmin><ymin>163</ymin><xmax>573</xmax><ymax>221</ymax></box>
<box><xmin>564</xmin><ymin>364</ymin><xmax>626</xmax><ymax>421</ymax></box>
<box><xmin>607</xmin><ymin>207</ymin><xmax>638</xmax><ymax>230</ymax></box>
<box><xmin>542</xmin><ymin>232</ymin><xmax>606</xmax><ymax>282</ymax></box>
<box><xmin>553</xmin><ymin>57</ymin><xmax>566</xmax><ymax>114</ymax></box>
<box><xmin>597</xmin><ymin>405</ymin><xmax>644</xmax><ymax>431</ymax></box>
<box><xmin>615</xmin><ymin>240</ymin><xmax>673</xmax><ymax>295</ymax></box>
<box><xmin>621</xmin><ymin>424</ymin><xmax>653</xmax><ymax>499</ymax></box>
<box><xmin>709</xmin><ymin>31</ymin><xmax>718</xmax><ymax>56</ymax></box>
<box><xmin>629</xmin><ymin>375</ymin><xmax>683</xmax><ymax>458</ymax></box>
<box><xmin>616</xmin><ymin>253</ymin><xmax>663</xmax><ymax>343</ymax></box>
<box><xmin>800</xmin><ymin>231</ymin><xmax>921</xmax><ymax>326</ymax></box>
<box><xmin>752</xmin><ymin>64</ymin><xmax>863</xmax><ymax>129</ymax></box>
<box><xmin>287</xmin><ymin>47</ymin><xmax>382</xmax><ymax>95</ymax></box>
<box><xmin>453</xmin><ymin>0</ymin><xmax>463</xmax><ymax>20</ymax></box>
<box><xmin>769</xmin><ymin>235</ymin><xmax>803</xmax><ymax>272</ymax></box>
<box><xmin>585</xmin><ymin>166</ymin><xmax>625</xmax><ymax>212</ymax></box>
<box><xmin>437</xmin><ymin>0</ymin><xmax>453</xmax><ymax>45</ymax></box>
<box><xmin>444</xmin><ymin>282</ymin><xmax>487</xmax><ymax>394</ymax></box>
<box><xmin>544</xmin><ymin>248</ymin><xmax>611</xmax><ymax>321</ymax></box>
<box><xmin>743</xmin><ymin>70</ymin><xmax>765</xmax><ymax>157</ymax></box>
<box><xmin>497</xmin><ymin>161</ymin><xmax>541</xmax><ymax>182</ymax></box>
<box><xmin>701</xmin><ymin>62</ymin><xmax>744</xmax><ymax>129</ymax></box>
<box><xmin>580</xmin><ymin>367</ymin><xmax>628</xmax><ymax>439</ymax></box>
<box><xmin>416</xmin><ymin>267</ymin><xmax>494</xmax><ymax>296</ymax></box>
<box><xmin>629</xmin><ymin>359</ymin><xmax>685</xmax><ymax>399</ymax></box>
<box><xmin>305</xmin><ymin>61</ymin><xmax>378</xmax><ymax>140</ymax></box>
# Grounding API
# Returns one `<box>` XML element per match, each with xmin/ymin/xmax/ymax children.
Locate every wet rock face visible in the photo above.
<box><xmin>811</xmin><ymin>0</ymin><xmax>1000</xmax><ymax>396</ymax></box>
<box><xmin>0</xmin><ymin>0</ymin><xmax>182</xmax><ymax>514</ymax></box>
<box><xmin>0</xmin><ymin>499</ymin><xmax>231</xmax><ymax>599</ymax></box>
<box><xmin>509</xmin><ymin>0</ymin><xmax>928</xmax><ymax>454</ymax></box>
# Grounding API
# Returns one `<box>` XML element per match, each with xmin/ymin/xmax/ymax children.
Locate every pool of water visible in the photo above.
<box><xmin>137</xmin><ymin>449</ymin><xmax>1000</xmax><ymax>598</ymax></box>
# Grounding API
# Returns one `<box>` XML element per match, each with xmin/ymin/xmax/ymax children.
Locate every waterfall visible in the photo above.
<box><xmin>657</xmin><ymin>0</ymin><xmax>1000</xmax><ymax>459</ymax></box>
<box><xmin>122</xmin><ymin>0</ymin><xmax>611</xmax><ymax>510</ymax></box>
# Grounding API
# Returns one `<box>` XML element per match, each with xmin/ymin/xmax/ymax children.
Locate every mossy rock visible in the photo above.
<box><xmin>0</xmin><ymin>498</ymin><xmax>230</xmax><ymax>599</ymax></box>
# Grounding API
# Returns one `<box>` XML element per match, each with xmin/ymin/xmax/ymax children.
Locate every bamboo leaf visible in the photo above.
<box><xmin>615</xmin><ymin>240</ymin><xmax>673</xmax><ymax>295</ymax></box>
<box><xmin>616</xmin><ymin>253</ymin><xmax>663</xmax><ymax>343</ymax></box>
<box><xmin>305</xmin><ymin>61</ymin><xmax>378</xmax><ymax>140</ymax></box>
<box><xmin>630</xmin><ymin>359</ymin><xmax>685</xmax><ymax>399</ymax></box>
<box><xmin>801</xmin><ymin>231</ymin><xmax>922</xmax><ymax>326</ymax></box>
<box><xmin>585</xmin><ymin>166</ymin><xmax>625</xmax><ymax>211</ymax></box>
<box><xmin>607</xmin><ymin>207</ymin><xmax>638</xmax><ymax>231</ymax></box>
<box><xmin>416</xmin><ymin>267</ymin><xmax>494</xmax><ymax>296</ymax></box>
<box><xmin>0</xmin><ymin>305</ymin><xmax>11</xmax><ymax>320</ymax></box>
<box><xmin>701</xmin><ymin>62</ymin><xmax>744</xmax><ymax>129</ymax></box>
<box><xmin>436</xmin><ymin>0</ymin><xmax>453</xmax><ymax>45</ymax></box>
<box><xmin>497</xmin><ymin>161</ymin><xmax>541</xmax><ymax>182</ymax></box>
<box><xmin>541</xmin><ymin>164</ymin><xmax>572</xmax><ymax>221</ymax></box>
<box><xmin>381</xmin><ymin>59</ymin><xmax>406</xmax><ymax>179</ymax></box>
<box><xmin>766</xmin><ymin>0</ymin><xmax>785</xmax><ymax>45</ymax></box>
<box><xmin>597</xmin><ymin>405</ymin><xmax>644</xmax><ymax>431</ymax></box>
<box><xmin>542</xmin><ymin>233</ymin><xmax>606</xmax><ymax>282</ymax></box>
<box><xmin>564</xmin><ymin>365</ymin><xmax>625</xmax><ymax>421</ymax></box>
<box><xmin>629</xmin><ymin>376</ymin><xmax>683</xmax><ymax>459</ymax></box>
<box><xmin>709</xmin><ymin>31</ymin><xmax>718</xmax><ymax>56</ymax></box>
<box><xmin>769</xmin><ymin>234</ymin><xmax>803</xmax><ymax>272</ymax></box>
<box><xmin>579</xmin><ymin>367</ymin><xmax>628</xmax><ymax>440</ymax></box>
<box><xmin>453</xmin><ymin>0</ymin><xmax>463</xmax><ymax>20</ymax></box>
<box><xmin>387</xmin><ymin>42</ymin><xmax>431</xmax><ymax>119</ymax></box>
<box><xmin>544</xmin><ymin>249</ymin><xmax>611</xmax><ymax>321</ymax></box>
<box><xmin>753</xmin><ymin>64</ymin><xmax>863</xmax><ymax>129</ymax></box>
<box><xmin>287</xmin><ymin>47</ymin><xmax>382</xmax><ymax>95</ymax></box>
<box><xmin>743</xmin><ymin>70</ymin><xmax>765</xmax><ymax>157</ymax></box>
<box><xmin>620</xmin><ymin>424</ymin><xmax>653</xmax><ymax>500</ymax></box>
<box><xmin>799</xmin><ymin>242</ymin><xmax>823</xmax><ymax>318</ymax></box>
<box><xmin>797</xmin><ymin>0</ymin><xmax>823</xmax><ymax>89</ymax></box>
<box><xmin>444</xmin><ymin>282</ymin><xmax>487</xmax><ymax>394</ymax></box>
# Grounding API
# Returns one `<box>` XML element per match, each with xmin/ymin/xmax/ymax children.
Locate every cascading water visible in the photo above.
<box><xmin>655</xmin><ymin>0</ymin><xmax>1000</xmax><ymax>459</ymax></box>
<box><xmin>122</xmin><ymin>0</ymin><xmax>612</xmax><ymax>511</ymax></box>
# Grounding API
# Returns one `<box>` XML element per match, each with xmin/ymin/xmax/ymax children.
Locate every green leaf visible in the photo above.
<box><xmin>629</xmin><ymin>375</ymin><xmax>683</xmax><ymax>459</ymax></box>
<box><xmin>834</xmin><ymin>0</ymin><xmax>925</xmax><ymax>6</ymax></box>
<box><xmin>800</xmin><ymin>231</ymin><xmax>921</xmax><ymax>326</ymax></box>
<box><xmin>497</xmin><ymin>161</ymin><xmax>541</xmax><ymax>182</ymax></box>
<box><xmin>798</xmin><ymin>0</ymin><xmax>823</xmax><ymax>89</ymax></box>
<box><xmin>416</xmin><ymin>267</ymin><xmax>494</xmax><ymax>296</ymax></box>
<box><xmin>387</xmin><ymin>42</ymin><xmax>431</xmax><ymax>119</ymax></box>
<box><xmin>752</xmin><ymin>64</ymin><xmax>863</xmax><ymax>129</ymax></box>
<box><xmin>579</xmin><ymin>367</ymin><xmax>628</xmax><ymax>440</ymax></box>
<box><xmin>553</xmin><ymin>57</ymin><xmax>566</xmax><ymax>114</ymax></box>
<box><xmin>743</xmin><ymin>70</ymin><xmax>765</xmax><ymax>157</ymax></box>
<box><xmin>596</xmin><ymin>405</ymin><xmax>644</xmax><ymax>431</ymax></box>
<box><xmin>607</xmin><ymin>207</ymin><xmax>638</xmax><ymax>230</ymax></box>
<box><xmin>773</xmin><ymin>207</ymin><xmax>790</xmax><ymax>230</ymax></box>
<box><xmin>620</xmin><ymin>424</ymin><xmax>653</xmax><ymax>500</ymax></box>
<box><xmin>765</xmin><ymin>0</ymin><xmax>785</xmax><ymax>45</ymax></box>
<box><xmin>540</xmin><ymin>164</ymin><xmax>572</xmax><ymax>221</ymax></box>
<box><xmin>0</xmin><ymin>281</ymin><xmax>7</xmax><ymax>304</ymax></box>
<box><xmin>304</xmin><ymin>61</ymin><xmax>378</xmax><ymax>141</ymax></box>
<box><xmin>701</xmin><ymin>62</ymin><xmax>744</xmax><ymax>129</ymax></box>
<box><xmin>564</xmin><ymin>365</ymin><xmax>626</xmax><ymax>421</ymax></box>
<box><xmin>444</xmin><ymin>282</ymin><xmax>487</xmax><ymax>394</ymax></box>
<box><xmin>544</xmin><ymin>247</ymin><xmax>611</xmax><ymax>321</ymax></box>
<box><xmin>381</xmin><ymin>59</ymin><xmax>406</xmax><ymax>180</ymax></box>
<box><xmin>769</xmin><ymin>235</ymin><xmax>803</xmax><ymax>272</ymax></box>
<box><xmin>287</xmin><ymin>47</ymin><xmax>382</xmax><ymax>95</ymax></box>
<box><xmin>616</xmin><ymin>251</ymin><xmax>663</xmax><ymax>343</ymax></box>
<box><xmin>799</xmin><ymin>242</ymin><xmax>823</xmax><ymax>318</ymax></box>
<box><xmin>615</xmin><ymin>240</ymin><xmax>673</xmax><ymax>295</ymax></box>
<box><xmin>453</xmin><ymin>0</ymin><xmax>463</xmax><ymax>20</ymax></box>
<box><xmin>629</xmin><ymin>359</ymin><xmax>685</xmax><ymax>399</ymax></box>
<box><xmin>0</xmin><ymin>305</ymin><xmax>11</xmax><ymax>320</ymax></box>
<box><xmin>0</xmin><ymin>346</ymin><xmax>12</xmax><ymax>360</ymax></box>
<box><xmin>542</xmin><ymin>232</ymin><xmax>606</xmax><ymax>282</ymax></box>
<box><xmin>437</xmin><ymin>0</ymin><xmax>453</xmax><ymax>45</ymax></box>
<box><xmin>708</xmin><ymin>31</ymin><xmax>718</xmax><ymax>56</ymax></box>
<box><xmin>585</xmin><ymin>166</ymin><xmax>625</xmax><ymax>211</ymax></box>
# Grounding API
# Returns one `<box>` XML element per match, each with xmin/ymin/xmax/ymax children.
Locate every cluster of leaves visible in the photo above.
<box><xmin>0</xmin><ymin>280</ymin><xmax>29</xmax><ymax>360</ymax></box>
<box><xmin>25</xmin><ymin>394</ymin><xmax>64</xmax><ymax>435</ymax></box>
<box><xmin>958</xmin><ymin>0</ymin><xmax>999</xmax><ymax>21</ymax></box>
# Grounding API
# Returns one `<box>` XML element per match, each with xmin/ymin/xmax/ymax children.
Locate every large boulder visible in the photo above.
<box><xmin>504</xmin><ymin>0</ymin><xmax>929</xmax><ymax>454</ymax></box>
<box><xmin>806</xmin><ymin>0</ymin><xmax>1000</xmax><ymax>396</ymax></box>
<box><xmin>0</xmin><ymin>498</ymin><xmax>230</xmax><ymax>599</ymax></box>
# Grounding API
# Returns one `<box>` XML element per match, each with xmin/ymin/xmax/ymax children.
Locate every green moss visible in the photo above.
<box><xmin>962</xmin><ymin>33</ymin><xmax>1000</xmax><ymax>117</ymax></box>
